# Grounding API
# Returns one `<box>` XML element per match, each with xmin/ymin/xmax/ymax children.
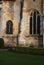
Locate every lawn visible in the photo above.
<box><xmin>0</xmin><ymin>50</ymin><xmax>44</xmax><ymax>65</ymax></box>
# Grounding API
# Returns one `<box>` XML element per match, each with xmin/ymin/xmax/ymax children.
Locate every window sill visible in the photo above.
<box><xmin>2</xmin><ymin>34</ymin><xmax>17</xmax><ymax>38</ymax></box>
<box><xmin>26</xmin><ymin>34</ymin><xmax>43</xmax><ymax>37</ymax></box>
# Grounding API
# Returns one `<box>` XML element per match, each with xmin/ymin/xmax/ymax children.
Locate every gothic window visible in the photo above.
<box><xmin>6</xmin><ymin>20</ymin><xmax>13</xmax><ymax>34</ymax></box>
<box><xmin>30</xmin><ymin>10</ymin><xmax>40</xmax><ymax>34</ymax></box>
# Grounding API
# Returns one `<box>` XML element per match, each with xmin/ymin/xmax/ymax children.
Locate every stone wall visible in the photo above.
<box><xmin>0</xmin><ymin>1</ymin><xmax>20</xmax><ymax>47</ymax></box>
<box><xmin>43</xmin><ymin>0</ymin><xmax>44</xmax><ymax>47</ymax></box>
<box><xmin>0</xmin><ymin>0</ymin><xmax>43</xmax><ymax>47</ymax></box>
<box><xmin>19</xmin><ymin>0</ymin><xmax>43</xmax><ymax>47</ymax></box>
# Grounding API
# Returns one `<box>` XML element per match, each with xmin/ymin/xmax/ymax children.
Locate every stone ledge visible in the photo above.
<box><xmin>2</xmin><ymin>35</ymin><xmax>17</xmax><ymax>38</ymax></box>
<box><xmin>26</xmin><ymin>35</ymin><xmax>43</xmax><ymax>37</ymax></box>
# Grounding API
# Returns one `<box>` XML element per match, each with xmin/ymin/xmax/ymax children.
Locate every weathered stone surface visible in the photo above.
<box><xmin>0</xmin><ymin>0</ymin><xmax>43</xmax><ymax>47</ymax></box>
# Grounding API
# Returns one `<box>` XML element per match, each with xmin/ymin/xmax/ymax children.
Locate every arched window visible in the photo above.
<box><xmin>6</xmin><ymin>20</ymin><xmax>13</xmax><ymax>34</ymax></box>
<box><xmin>30</xmin><ymin>10</ymin><xmax>40</xmax><ymax>34</ymax></box>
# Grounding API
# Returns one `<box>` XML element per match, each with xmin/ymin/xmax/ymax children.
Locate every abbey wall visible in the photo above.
<box><xmin>0</xmin><ymin>0</ymin><xmax>43</xmax><ymax>47</ymax></box>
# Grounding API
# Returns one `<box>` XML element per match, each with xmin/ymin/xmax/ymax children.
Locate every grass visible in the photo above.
<box><xmin>0</xmin><ymin>50</ymin><xmax>44</xmax><ymax>65</ymax></box>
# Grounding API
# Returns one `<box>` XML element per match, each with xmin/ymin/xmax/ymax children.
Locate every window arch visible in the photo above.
<box><xmin>30</xmin><ymin>10</ymin><xmax>40</xmax><ymax>34</ymax></box>
<box><xmin>6</xmin><ymin>20</ymin><xmax>13</xmax><ymax>34</ymax></box>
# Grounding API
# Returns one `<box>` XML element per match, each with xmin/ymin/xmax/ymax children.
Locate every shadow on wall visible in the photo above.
<box><xmin>38</xmin><ymin>35</ymin><xmax>43</xmax><ymax>48</ymax></box>
<box><xmin>0</xmin><ymin>38</ymin><xmax>4</xmax><ymax>48</ymax></box>
<box><xmin>0</xmin><ymin>36</ymin><xmax>43</xmax><ymax>48</ymax></box>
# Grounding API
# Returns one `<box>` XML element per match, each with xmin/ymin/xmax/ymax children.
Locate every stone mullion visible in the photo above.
<box><xmin>36</xmin><ymin>11</ymin><xmax>37</xmax><ymax>34</ymax></box>
<box><xmin>32</xmin><ymin>11</ymin><xmax>34</xmax><ymax>35</ymax></box>
<box><xmin>0</xmin><ymin>8</ymin><xmax>1</xmax><ymax>33</ymax></box>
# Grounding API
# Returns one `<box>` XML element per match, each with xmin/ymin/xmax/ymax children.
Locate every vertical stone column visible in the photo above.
<box><xmin>0</xmin><ymin>3</ymin><xmax>3</xmax><ymax>38</ymax></box>
<box><xmin>38</xmin><ymin>0</ymin><xmax>43</xmax><ymax>47</ymax></box>
<box><xmin>43</xmin><ymin>0</ymin><xmax>44</xmax><ymax>47</ymax></box>
<box><xmin>19</xmin><ymin>11</ymin><xmax>28</xmax><ymax>46</ymax></box>
<box><xmin>19</xmin><ymin>0</ymin><xmax>29</xmax><ymax>46</ymax></box>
